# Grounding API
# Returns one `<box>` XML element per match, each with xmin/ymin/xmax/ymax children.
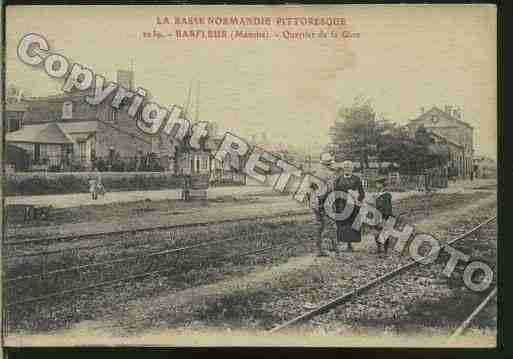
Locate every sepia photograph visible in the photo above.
<box><xmin>1</xmin><ymin>4</ymin><xmax>498</xmax><ymax>347</ymax></box>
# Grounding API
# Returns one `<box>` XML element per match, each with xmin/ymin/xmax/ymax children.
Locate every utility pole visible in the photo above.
<box><xmin>195</xmin><ymin>80</ymin><xmax>200</xmax><ymax>123</ymax></box>
<box><xmin>183</xmin><ymin>80</ymin><xmax>193</xmax><ymax>120</ymax></box>
<box><xmin>129</xmin><ymin>58</ymin><xmax>135</xmax><ymax>90</ymax></box>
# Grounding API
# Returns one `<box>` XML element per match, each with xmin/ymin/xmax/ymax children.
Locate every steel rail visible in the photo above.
<box><xmin>4</xmin><ymin>197</ymin><xmax>424</xmax><ymax>254</ymax></box>
<box><xmin>268</xmin><ymin>215</ymin><xmax>497</xmax><ymax>333</ymax></box>
<box><xmin>5</xmin><ymin>209</ymin><xmax>415</xmax><ymax>258</ymax></box>
<box><xmin>6</xmin><ymin>226</ymin><xmax>268</xmax><ymax>261</ymax></box>
<box><xmin>5</xmin><ymin>210</ymin><xmax>311</xmax><ymax>246</ymax></box>
<box><xmin>448</xmin><ymin>286</ymin><xmax>497</xmax><ymax>340</ymax></box>
<box><xmin>5</xmin><ymin>226</ymin><xmax>308</xmax><ymax>284</ymax></box>
<box><xmin>6</xmin><ymin>234</ymin><xmax>309</xmax><ymax>307</ymax></box>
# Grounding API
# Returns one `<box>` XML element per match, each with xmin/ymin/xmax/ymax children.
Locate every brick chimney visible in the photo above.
<box><xmin>420</xmin><ymin>107</ymin><xmax>425</xmax><ymax>114</ymax></box>
<box><xmin>117</xmin><ymin>69</ymin><xmax>134</xmax><ymax>91</ymax></box>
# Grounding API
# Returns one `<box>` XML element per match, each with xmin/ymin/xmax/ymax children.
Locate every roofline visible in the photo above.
<box><xmin>55</xmin><ymin>123</ymin><xmax>82</xmax><ymax>142</ymax></box>
<box><xmin>427</xmin><ymin>131</ymin><xmax>464</xmax><ymax>149</ymax></box>
<box><xmin>21</xmin><ymin>119</ymin><xmax>100</xmax><ymax>129</ymax></box>
<box><xmin>23</xmin><ymin>118</ymin><xmax>99</xmax><ymax>124</ymax></box>
<box><xmin>25</xmin><ymin>91</ymin><xmax>93</xmax><ymax>102</ymax></box>
<box><xmin>410</xmin><ymin>106</ymin><xmax>474</xmax><ymax>129</ymax></box>
<box><xmin>64</xmin><ymin>130</ymin><xmax>98</xmax><ymax>134</ymax></box>
<box><xmin>6</xmin><ymin>140</ymin><xmax>73</xmax><ymax>145</ymax></box>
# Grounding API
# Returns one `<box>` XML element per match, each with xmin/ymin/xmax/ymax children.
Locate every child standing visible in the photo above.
<box><xmin>94</xmin><ymin>167</ymin><xmax>105</xmax><ymax>197</ymax></box>
<box><xmin>373</xmin><ymin>177</ymin><xmax>393</xmax><ymax>254</ymax></box>
<box><xmin>89</xmin><ymin>177</ymin><xmax>98</xmax><ymax>200</ymax></box>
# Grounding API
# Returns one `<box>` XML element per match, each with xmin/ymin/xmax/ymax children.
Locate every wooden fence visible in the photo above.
<box><xmin>358</xmin><ymin>169</ymin><xmax>448</xmax><ymax>192</ymax></box>
<box><xmin>386</xmin><ymin>172</ymin><xmax>448</xmax><ymax>192</ymax></box>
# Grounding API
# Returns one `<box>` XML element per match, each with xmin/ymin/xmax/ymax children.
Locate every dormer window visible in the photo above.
<box><xmin>62</xmin><ymin>101</ymin><xmax>73</xmax><ymax>119</ymax></box>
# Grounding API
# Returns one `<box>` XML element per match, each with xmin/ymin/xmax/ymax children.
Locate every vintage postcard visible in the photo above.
<box><xmin>1</xmin><ymin>4</ymin><xmax>497</xmax><ymax>347</ymax></box>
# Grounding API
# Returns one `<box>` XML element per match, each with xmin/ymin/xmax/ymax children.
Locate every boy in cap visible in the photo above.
<box><xmin>373</xmin><ymin>177</ymin><xmax>393</xmax><ymax>254</ymax></box>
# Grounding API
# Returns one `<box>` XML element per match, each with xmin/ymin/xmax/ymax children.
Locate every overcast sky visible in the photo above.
<box><xmin>6</xmin><ymin>5</ymin><xmax>497</xmax><ymax>159</ymax></box>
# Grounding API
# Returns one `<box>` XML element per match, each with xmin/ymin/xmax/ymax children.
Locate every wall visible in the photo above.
<box><xmin>94</xmin><ymin>122</ymin><xmax>150</xmax><ymax>158</ymax></box>
<box><xmin>94</xmin><ymin>102</ymin><xmax>153</xmax><ymax>158</ymax></box>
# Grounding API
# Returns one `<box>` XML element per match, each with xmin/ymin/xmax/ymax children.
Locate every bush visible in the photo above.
<box><xmin>3</xmin><ymin>172</ymin><xmax>183</xmax><ymax>195</ymax></box>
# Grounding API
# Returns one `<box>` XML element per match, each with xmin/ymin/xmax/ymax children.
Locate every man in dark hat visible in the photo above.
<box><xmin>305</xmin><ymin>153</ymin><xmax>337</xmax><ymax>256</ymax></box>
<box><xmin>307</xmin><ymin>182</ymin><xmax>329</xmax><ymax>257</ymax></box>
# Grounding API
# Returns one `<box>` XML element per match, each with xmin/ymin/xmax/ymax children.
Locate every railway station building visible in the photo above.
<box><xmin>407</xmin><ymin>106</ymin><xmax>474</xmax><ymax>179</ymax></box>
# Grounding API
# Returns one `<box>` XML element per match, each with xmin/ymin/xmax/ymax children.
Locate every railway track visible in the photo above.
<box><xmin>5</xmin><ymin>226</ymin><xmax>305</xmax><ymax>284</ymax></box>
<box><xmin>268</xmin><ymin>215</ymin><xmax>497</xmax><ymax>333</ymax></box>
<box><xmin>4</xmin><ymin>209</ymin><xmax>312</xmax><ymax>247</ymax></box>
<box><xmin>4</xmin><ymin>225</ymin><xmax>316</xmax><ymax>308</ymax></box>
<box><xmin>448</xmin><ymin>286</ymin><xmax>497</xmax><ymax>340</ymax></box>
<box><xmin>5</xmin><ymin>208</ymin><xmax>419</xmax><ymax>261</ymax></box>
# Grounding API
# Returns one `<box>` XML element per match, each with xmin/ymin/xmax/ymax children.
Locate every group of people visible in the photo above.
<box><xmin>307</xmin><ymin>159</ymin><xmax>393</xmax><ymax>257</ymax></box>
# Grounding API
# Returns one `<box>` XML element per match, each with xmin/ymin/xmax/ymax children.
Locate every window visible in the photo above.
<box><xmin>9</xmin><ymin>116</ymin><xmax>22</xmax><ymax>132</ymax></box>
<box><xmin>106</xmin><ymin>108</ymin><xmax>118</xmax><ymax>123</ymax></box>
<box><xmin>62</xmin><ymin>101</ymin><xmax>73</xmax><ymax>119</ymax></box>
<box><xmin>61</xmin><ymin>144</ymin><xmax>73</xmax><ymax>164</ymax></box>
<box><xmin>201</xmin><ymin>156</ymin><xmax>208</xmax><ymax>170</ymax></box>
<box><xmin>40</xmin><ymin>144</ymin><xmax>50</xmax><ymax>162</ymax></box>
<box><xmin>79</xmin><ymin>141</ymin><xmax>87</xmax><ymax>163</ymax></box>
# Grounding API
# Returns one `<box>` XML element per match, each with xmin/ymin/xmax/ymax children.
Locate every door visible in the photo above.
<box><xmin>34</xmin><ymin>143</ymin><xmax>41</xmax><ymax>163</ymax></box>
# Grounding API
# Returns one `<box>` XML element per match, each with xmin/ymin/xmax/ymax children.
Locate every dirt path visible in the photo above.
<box><xmin>7</xmin><ymin>180</ymin><xmax>494</xmax><ymax>239</ymax></box>
<box><xmin>5</xmin><ymin>185</ymin><xmax>272</xmax><ymax>208</ymax></box>
<box><xmin>6</xmin><ymin>196</ymin><xmax>302</xmax><ymax>239</ymax></box>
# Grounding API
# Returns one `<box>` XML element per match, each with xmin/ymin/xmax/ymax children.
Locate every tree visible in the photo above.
<box><xmin>378</xmin><ymin>124</ymin><xmax>449</xmax><ymax>174</ymax></box>
<box><xmin>329</xmin><ymin>97</ymin><xmax>379</xmax><ymax>169</ymax></box>
<box><xmin>329</xmin><ymin>98</ymin><xmax>449</xmax><ymax>173</ymax></box>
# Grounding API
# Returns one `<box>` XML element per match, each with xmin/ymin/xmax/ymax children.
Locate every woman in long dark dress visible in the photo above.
<box><xmin>332</xmin><ymin>160</ymin><xmax>365</xmax><ymax>252</ymax></box>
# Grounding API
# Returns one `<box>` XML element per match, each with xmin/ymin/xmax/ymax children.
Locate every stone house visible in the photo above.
<box><xmin>407</xmin><ymin>106</ymin><xmax>474</xmax><ymax>179</ymax></box>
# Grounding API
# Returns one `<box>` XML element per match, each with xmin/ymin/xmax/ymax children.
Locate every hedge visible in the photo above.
<box><xmin>3</xmin><ymin>172</ymin><xmax>183</xmax><ymax>196</ymax></box>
